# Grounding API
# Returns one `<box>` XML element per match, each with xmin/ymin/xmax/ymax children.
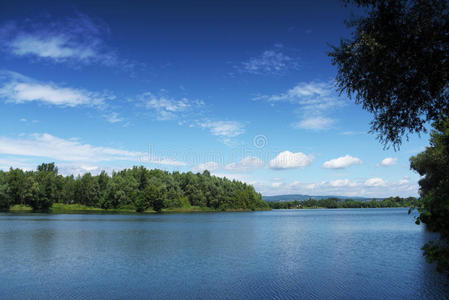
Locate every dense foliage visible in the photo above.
<box><xmin>410</xmin><ymin>118</ymin><xmax>449</xmax><ymax>273</ymax></box>
<box><xmin>332</xmin><ymin>0</ymin><xmax>449</xmax><ymax>273</ymax></box>
<box><xmin>329</xmin><ymin>0</ymin><xmax>449</xmax><ymax>147</ymax></box>
<box><xmin>268</xmin><ymin>196</ymin><xmax>419</xmax><ymax>209</ymax></box>
<box><xmin>0</xmin><ymin>163</ymin><xmax>267</xmax><ymax>212</ymax></box>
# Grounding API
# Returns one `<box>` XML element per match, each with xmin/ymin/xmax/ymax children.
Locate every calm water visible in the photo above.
<box><xmin>0</xmin><ymin>208</ymin><xmax>448</xmax><ymax>299</ymax></box>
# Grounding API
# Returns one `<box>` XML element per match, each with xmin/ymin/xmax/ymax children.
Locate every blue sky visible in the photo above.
<box><xmin>0</xmin><ymin>0</ymin><xmax>428</xmax><ymax>197</ymax></box>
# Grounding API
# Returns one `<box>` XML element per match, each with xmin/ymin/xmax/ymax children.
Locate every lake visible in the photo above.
<box><xmin>0</xmin><ymin>208</ymin><xmax>448</xmax><ymax>299</ymax></box>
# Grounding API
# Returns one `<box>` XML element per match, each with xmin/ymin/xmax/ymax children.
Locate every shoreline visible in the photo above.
<box><xmin>4</xmin><ymin>204</ymin><xmax>271</xmax><ymax>215</ymax></box>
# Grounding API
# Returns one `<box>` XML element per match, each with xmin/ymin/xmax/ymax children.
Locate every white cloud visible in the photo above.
<box><xmin>238</xmin><ymin>46</ymin><xmax>299</xmax><ymax>75</ymax></box>
<box><xmin>269</xmin><ymin>151</ymin><xmax>314</xmax><ymax>170</ymax></box>
<box><xmin>10</xmin><ymin>34</ymin><xmax>96</xmax><ymax>61</ymax></box>
<box><xmin>0</xmin><ymin>14</ymin><xmax>133</xmax><ymax>69</ymax></box>
<box><xmin>0</xmin><ymin>157</ymin><xmax>34</xmax><ymax>171</ymax></box>
<box><xmin>271</xmin><ymin>182</ymin><xmax>283</xmax><ymax>188</ymax></box>
<box><xmin>0</xmin><ymin>133</ymin><xmax>141</xmax><ymax>162</ymax></box>
<box><xmin>329</xmin><ymin>179</ymin><xmax>357</xmax><ymax>187</ymax></box>
<box><xmin>225</xmin><ymin>156</ymin><xmax>264</xmax><ymax>172</ymax></box>
<box><xmin>255</xmin><ymin>81</ymin><xmax>343</xmax><ymax>131</ymax></box>
<box><xmin>341</xmin><ymin>131</ymin><xmax>365</xmax><ymax>136</ymax></box>
<box><xmin>139</xmin><ymin>92</ymin><xmax>204</xmax><ymax>121</ymax></box>
<box><xmin>0</xmin><ymin>133</ymin><xmax>186</xmax><ymax>167</ymax></box>
<box><xmin>211</xmin><ymin>172</ymin><xmax>252</xmax><ymax>183</ymax></box>
<box><xmin>293</xmin><ymin>116</ymin><xmax>334</xmax><ymax>130</ymax></box>
<box><xmin>256</xmin><ymin>177</ymin><xmax>418</xmax><ymax>198</ymax></box>
<box><xmin>199</xmin><ymin>120</ymin><xmax>245</xmax><ymax>138</ymax></box>
<box><xmin>104</xmin><ymin>112</ymin><xmax>123</xmax><ymax>123</ymax></box>
<box><xmin>139</xmin><ymin>157</ymin><xmax>187</xmax><ymax>166</ymax></box>
<box><xmin>364</xmin><ymin>177</ymin><xmax>387</xmax><ymax>187</ymax></box>
<box><xmin>323</xmin><ymin>155</ymin><xmax>362</xmax><ymax>169</ymax></box>
<box><xmin>0</xmin><ymin>71</ymin><xmax>111</xmax><ymax>107</ymax></box>
<box><xmin>192</xmin><ymin>161</ymin><xmax>220</xmax><ymax>173</ymax></box>
<box><xmin>380</xmin><ymin>157</ymin><xmax>398</xmax><ymax>167</ymax></box>
<box><xmin>257</xmin><ymin>81</ymin><xmax>335</xmax><ymax>105</ymax></box>
<box><xmin>398</xmin><ymin>176</ymin><xmax>410</xmax><ymax>185</ymax></box>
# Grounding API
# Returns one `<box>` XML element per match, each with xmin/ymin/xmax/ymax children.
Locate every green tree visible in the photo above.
<box><xmin>23</xmin><ymin>174</ymin><xmax>44</xmax><ymax>211</ymax></box>
<box><xmin>61</xmin><ymin>175</ymin><xmax>76</xmax><ymax>204</ymax></box>
<box><xmin>410</xmin><ymin>117</ymin><xmax>449</xmax><ymax>272</ymax></box>
<box><xmin>0</xmin><ymin>171</ymin><xmax>11</xmax><ymax>211</ymax></box>
<box><xmin>329</xmin><ymin>0</ymin><xmax>449</xmax><ymax>147</ymax></box>
<box><xmin>6</xmin><ymin>168</ymin><xmax>26</xmax><ymax>205</ymax></box>
<box><xmin>331</xmin><ymin>0</ymin><xmax>449</xmax><ymax>273</ymax></box>
<box><xmin>33</xmin><ymin>163</ymin><xmax>59</xmax><ymax>211</ymax></box>
<box><xmin>77</xmin><ymin>173</ymin><xmax>100</xmax><ymax>207</ymax></box>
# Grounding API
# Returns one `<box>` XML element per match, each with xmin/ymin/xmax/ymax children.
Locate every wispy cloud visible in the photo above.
<box><xmin>323</xmin><ymin>155</ymin><xmax>362</xmax><ymax>169</ymax></box>
<box><xmin>199</xmin><ymin>120</ymin><xmax>245</xmax><ymax>138</ymax></box>
<box><xmin>0</xmin><ymin>13</ymin><xmax>138</xmax><ymax>70</ymax></box>
<box><xmin>0</xmin><ymin>71</ymin><xmax>112</xmax><ymax>107</ymax></box>
<box><xmin>0</xmin><ymin>133</ymin><xmax>142</xmax><ymax>162</ymax></box>
<box><xmin>237</xmin><ymin>45</ymin><xmax>299</xmax><ymax>75</ymax></box>
<box><xmin>293</xmin><ymin>116</ymin><xmax>335</xmax><ymax>130</ymax></box>
<box><xmin>137</xmin><ymin>91</ymin><xmax>244</xmax><ymax>144</ymax></box>
<box><xmin>192</xmin><ymin>161</ymin><xmax>220</xmax><ymax>173</ymax></box>
<box><xmin>0</xmin><ymin>157</ymin><xmax>35</xmax><ymax>171</ymax></box>
<box><xmin>255</xmin><ymin>81</ymin><xmax>344</xmax><ymax>130</ymax></box>
<box><xmin>104</xmin><ymin>112</ymin><xmax>124</xmax><ymax>123</ymax></box>
<box><xmin>0</xmin><ymin>133</ymin><xmax>186</xmax><ymax>167</ymax></box>
<box><xmin>225</xmin><ymin>156</ymin><xmax>264</xmax><ymax>172</ymax></box>
<box><xmin>340</xmin><ymin>131</ymin><xmax>366</xmax><ymax>136</ymax></box>
<box><xmin>192</xmin><ymin>156</ymin><xmax>264</xmax><ymax>174</ymax></box>
<box><xmin>140</xmin><ymin>92</ymin><xmax>204</xmax><ymax>121</ymax></box>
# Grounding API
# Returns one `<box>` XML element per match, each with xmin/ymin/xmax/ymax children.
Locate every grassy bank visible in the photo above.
<box><xmin>7</xmin><ymin>203</ymin><xmax>270</xmax><ymax>214</ymax></box>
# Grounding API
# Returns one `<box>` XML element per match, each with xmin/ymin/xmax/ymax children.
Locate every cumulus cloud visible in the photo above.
<box><xmin>225</xmin><ymin>156</ymin><xmax>264</xmax><ymax>172</ymax></box>
<box><xmin>269</xmin><ymin>151</ymin><xmax>313</xmax><ymax>170</ymax></box>
<box><xmin>323</xmin><ymin>155</ymin><xmax>362</xmax><ymax>169</ymax></box>
<box><xmin>238</xmin><ymin>45</ymin><xmax>299</xmax><ymax>75</ymax></box>
<box><xmin>0</xmin><ymin>71</ymin><xmax>112</xmax><ymax>107</ymax></box>
<box><xmin>380</xmin><ymin>157</ymin><xmax>398</xmax><ymax>167</ymax></box>
<box><xmin>255</xmin><ymin>177</ymin><xmax>418</xmax><ymax>198</ymax></box>
<box><xmin>199</xmin><ymin>120</ymin><xmax>245</xmax><ymax>138</ymax></box>
<box><xmin>0</xmin><ymin>133</ymin><xmax>186</xmax><ymax>166</ymax></box>
<box><xmin>192</xmin><ymin>161</ymin><xmax>220</xmax><ymax>173</ymax></box>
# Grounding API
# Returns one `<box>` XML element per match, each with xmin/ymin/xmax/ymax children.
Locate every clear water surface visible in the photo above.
<box><xmin>0</xmin><ymin>208</ymin><xmax>448</xmax><ymax>299</ymax></box>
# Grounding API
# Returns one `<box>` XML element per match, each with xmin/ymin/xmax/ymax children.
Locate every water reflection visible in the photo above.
<box><xmin>0</xmin><ymin>208</ymin><xmax>448</xmax><ymax>299</ymax></box>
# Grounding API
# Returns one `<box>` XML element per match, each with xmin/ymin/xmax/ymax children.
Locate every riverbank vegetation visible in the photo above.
<box><xmin>0</xmin><ymin>163</ymin><xmax>268</xmax><ymax>213</ymax></box>
<box><xmin>268</xmin><ymin>196</ymin><xmax>420</xmax><ymax>210</ymax></box>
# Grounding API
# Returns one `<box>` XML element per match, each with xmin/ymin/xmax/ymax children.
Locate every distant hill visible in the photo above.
<box><xmin>263</xmin><ymin>194</ymin><xmax>380</xmax><ymax>202</ymax></box>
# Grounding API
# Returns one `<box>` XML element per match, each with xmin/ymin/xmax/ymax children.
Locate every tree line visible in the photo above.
<box><xmin>0</xmin><ymin>163</ymin><xmax>268</xmax><ymax>212</ymax></box>
<box><xmin>268</xmin><ymin>197</ymin><xmax>420</xmax><ymax>210</ymax></box>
